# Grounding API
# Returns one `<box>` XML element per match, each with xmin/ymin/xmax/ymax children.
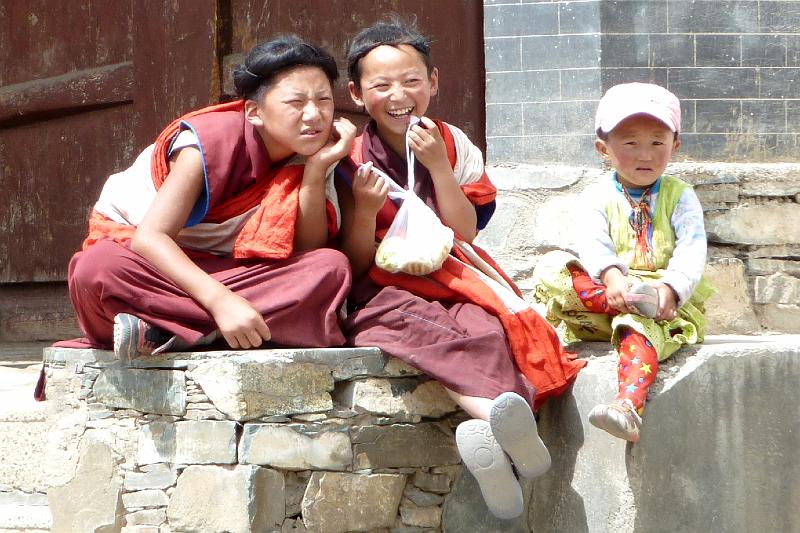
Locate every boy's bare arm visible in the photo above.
<box><xmin>409</xmin><ymin>117</ymin><xmax>478</xmax><ymax>241</ymax></box>
<box><xmin>336</xmin><ymin>163</ymin><xmax>388</xmax><ymax>278</ymax></box>
<box><xmin>132</xmin><ymin>147</ymin><xmax>271</xmax><ymax>349</ymax></box>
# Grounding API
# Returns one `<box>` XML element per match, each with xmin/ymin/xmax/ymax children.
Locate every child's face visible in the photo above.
<box><xmin>349</xmin><ymin>44</ymin><xmax>438</xmax><ymax>142</ymax></box>
<box><xmin>595</xmin><ymin>114</ymin><xmax>680</xmax><ymax>188</ymax></box>
<box><xmin>245</xmin><ymin>66</ymin><xmax>334</xmax><ymax>161</ymax></box>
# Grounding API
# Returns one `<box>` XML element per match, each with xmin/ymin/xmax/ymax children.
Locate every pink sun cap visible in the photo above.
<box><xmin>595</xmin><ymin>82</ymin><xmax>681</xmax><ymax>134</ymax></box>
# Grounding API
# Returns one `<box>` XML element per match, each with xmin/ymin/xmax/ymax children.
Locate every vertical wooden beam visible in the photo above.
<box><xmin>131</xmin><ymin>0</ymin><xmax>221</xmax><ymax>149</ymax></box>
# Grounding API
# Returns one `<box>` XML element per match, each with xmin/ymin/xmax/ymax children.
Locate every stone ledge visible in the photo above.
<box><xmin>533</xmin><ymin>335</ymin><xmax>800</xmax><ymax>533</ymax></box>
<box><xmin>4</xmin><ymin>337</ymin><xmax>799</xmax><ymax>532</ymax></box>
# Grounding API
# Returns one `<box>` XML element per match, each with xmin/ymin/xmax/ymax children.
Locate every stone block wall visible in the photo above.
<box><xmin>484</xmin><ymin>0</ymin><xmax>800</xmax><ymax>165</ymax></box>
<box><xmin>37</xmin><ymin>346</ymin><xmax>469</xmax><ymax>533</ymax></box>
<box><xmin>19</xmin><ymin>338</ymin><xmax>800</xmax><ymax>532</ymax></box>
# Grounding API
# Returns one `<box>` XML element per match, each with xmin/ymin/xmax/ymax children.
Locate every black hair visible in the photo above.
<box><xmin>347</xmin><ymin>16</ymin><xmax>433</xmax><ymax>89</ymax></box>
<box><xmin>233</xmin><ymin>34</ymin><xmax>338</xmax><ymax>102</ymax></box>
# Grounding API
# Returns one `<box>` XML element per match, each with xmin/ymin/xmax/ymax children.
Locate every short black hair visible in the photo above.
<box><xmin>347</xmin><ymin>17</ymin><xmax>433</xmax><ymax>89</ymax></box>
<box><xmin>233</xmin><ymin>34</ymin><xmax>338</xmax><ymax>101</ymax></box>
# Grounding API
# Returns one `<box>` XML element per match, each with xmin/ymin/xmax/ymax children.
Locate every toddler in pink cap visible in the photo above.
<box><xmin>532</xmin><ymin>82</ymin><xmax>715</xmax><ymax>442</ymax></box>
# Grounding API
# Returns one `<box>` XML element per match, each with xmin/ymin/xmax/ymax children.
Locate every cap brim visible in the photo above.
<box><xmin>600</xmin><ymin>106</ymin><xmax>677</xmax><ymax>133</ymax></box>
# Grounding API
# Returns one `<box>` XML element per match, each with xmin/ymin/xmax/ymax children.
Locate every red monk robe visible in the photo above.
<box><xmin>340</xmin><ymin>120</ymin><xmax>585</xmax><ymax>408</ymax></box>
<box><xmin>58</xmin><ymin>101</ymin><xmax>350</xmax><ymax>352</ymax></box>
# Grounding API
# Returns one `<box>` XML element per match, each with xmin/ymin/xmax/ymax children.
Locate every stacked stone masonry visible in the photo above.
<box><xmin>5</xmin><ymin>336</ymin><xmax>800</xmax><ymax>532</ymax></box>
<box><xmin>34</xmin><ymin>346</ymin><xmax>468</xmax><ymax>533</ymax></box>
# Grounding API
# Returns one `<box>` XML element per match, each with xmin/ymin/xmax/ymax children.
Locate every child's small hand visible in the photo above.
<box><xmin>601</xmin><ymin>267</ymin><xmax>635</xmax><ymax>313</ymax></box>
<box><xmin>653</xmin><ymin>282</ymin><xmax>679</xmax><ymax>321</ymax></box>
<box><xmin>353</xmin><ymin>162</ymin><xmax>389</xmax><ymax>217</ymax></box>
<box><xmin>307</xmin><ymin>117</ymin><xmax>357</xmax><ymax>170</ymax></box>
<box><xmin>408</xmin><ymin>116</ymin><xmax>449</xmax><ymax>174</ymax></box>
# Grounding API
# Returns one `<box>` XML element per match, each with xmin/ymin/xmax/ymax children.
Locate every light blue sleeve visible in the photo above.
<box><xmin>577</xmin><ymin>185</ymin><xmax>629</xmax><ymax>280</ymax></box>
<box><xmin>661</xmin><ymin>187</ymin><xmax>707</xmax><ymax>305</ymax></box>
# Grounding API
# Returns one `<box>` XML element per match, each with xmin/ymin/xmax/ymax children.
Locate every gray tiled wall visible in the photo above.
<box><xmin>485</xmin><ymin>0</ymin><xmax>800</xmax><ymax>165</ymax></box>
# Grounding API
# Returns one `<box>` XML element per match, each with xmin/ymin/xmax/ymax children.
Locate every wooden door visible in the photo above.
<box><xmin>0</xmin><ymin>0</ymin><xmax>485</xmax><ymax>342</ymax></box>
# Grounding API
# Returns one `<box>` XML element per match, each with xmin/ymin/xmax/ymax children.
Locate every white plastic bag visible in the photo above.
<box><xmin>372</xmin><ymin>117</ymin><xmax>454</xmax><ymax>275</ymax></box>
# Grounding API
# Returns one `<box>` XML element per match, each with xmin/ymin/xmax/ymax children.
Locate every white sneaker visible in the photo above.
<box><xmin>489</xmin><ymin>392</ymin><xmax>551</xmax><ymax>479</ymax></box>
<box><xmin>455</xmin><ymin>419</ymin><xmax>524</xmax><ymax>519</ymax></box>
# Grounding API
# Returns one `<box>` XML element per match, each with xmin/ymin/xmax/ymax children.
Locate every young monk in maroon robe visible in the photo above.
<box><xmin>335</xmin><ymin>19</ymin><xmax>586</xmax><ymax>520</ymax></box>
<box><xmin>56</xmin><ymin>35</ymin><xmax>355</xmax><ymax>359</ymax></box>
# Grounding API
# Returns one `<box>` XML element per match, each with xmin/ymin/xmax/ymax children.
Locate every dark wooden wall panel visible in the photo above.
<box><xmin>0</xmin><ymin>2</ymin><xmax>135</xmax><ymax>283</ymax></box>
<box><xmin>0</xmin><ymin>0</ymin><xmax>485</xmax><ymax>340</ymax></box>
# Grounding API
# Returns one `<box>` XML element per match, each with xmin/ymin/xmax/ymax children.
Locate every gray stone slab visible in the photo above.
<box><xmin>667</xmin><ymin>0</ymin><xmax>759</xmax><ymax>33</ymax></box>
<box><xmin>523</xmin><ymin>100</ymin><xmax>597</xmax><ymax>135</ymax></box>
<box><xmin>334</xmin><ymin>378</ymin><xmax>458</xmax><ymax>419</ymax></box>
<box><xmin>48</xmin><ymin>435</ymin><xmax>124</xmax><ymax>533</ymax></box>
<box><xmin>650</xmin><ymin>34</ymin><xmax>694</xmax><ymax>68</ymax></box>
<box><xmin>559</xmin><ymin>1</ymin><xmax>601</xmax><ymax>35</ymax></box>
<box><xmin>352</xmin><ymin>423</ymin><xmax>460</xmax><ymax>469</ymax></box>
<box><xmin>696</xmin><ymin>35</ymin><xmax>741</xmax><ymax>67</ymax></box>
<box><xmin>742</xmin><ymin>34</ymin><xmax>787</xmax><ymax>67</ymax></box>
<box><xmin>486</xmin><ymin>104</ymin><xmax>523</xmax><ymax>137</ymax></box>
<box><xmin>695</xmin><ymin>99</ymin><xmax>742</xmax><ymax>134</ymax></box>
<box><xmin>302</xmin><ymin>472</ymin><xmax>406</xmax><ymax>533</ymax></box>
<box><xmin>559</xmin><ymin>68</ymin><xmax>601</xmax><ymax>100</ymax></box>
<box><xmin>601</xmin><ymin>34</ymin><xmax>650</xmax><ymax>68</ymax></box>
<box><xmin>601</xmin><ymin>0</ymin><xmax>668</xmax><ymax>33</ymax></box>
<box><xmin>485</xmin><ymin>38</ymin><xmax>521</xmax><ymax>73</ymax></box>
<box><xmin>527</xmin><ymin>339</ymin><xmax>800</xmax><ymax>532</ymax></box>
<box><xmin>486</xmin><ymin>71</ymin><xmax>560</xmax><ymax>104</ymax></box>
<box><xmin>93</xmin><ymin>368</ymin><xmax>186</xmax><ymax>416</ymax></box>
<box><xmin>707</xmin><ymin>204</ymin><xmax>800</xmax><ymax>245</ymax></box>
<box><xmin>484</xmin><ymin>3</ymin><xmax>557</xmax><ymax>38</ymax></box>
<box><xmin>669</xmin><ymin>67</ymin><xmax>758</xmax><ymax>98</ymax></box>
<box><xmin>760</xmin><ymin>68</ymin><xmax>800</xmax><ymax>99</ymax></box>
<box><xmin>190</xmin><ymin>358</ymin><xmax>334</xmax><ymax>420</ymax></box>
<box><xmin>522</xmin><ymin>35</ymin><xmax>601</xmax><ymax>70</ymax></box>
<box><xmin>174</xmin><ymin>420</ymin><xmax>237</xmax><ymax>464</ymax></box>
<box><xmin>239</xmin><ymin>423</ymin><xmax>352</xmax><ymax>471</ymax></box>
<box><xmin>600</xmin><ymin>67</ymin><xmax>668</xmax><ymax>90</ymax></box>
<box><xmin>167</xmin><ymin>465</ymin><xmax>284</xmax><ymax>533</ymax></box>
<box><xmin>759</xmin><ymin>1</ymin><xmax>800</xmax><ymax>32</ymax></box>
<box><xmin>124</xmin><ymin>464</ymin><xmax>177</xmax><ymax>491</ymax></box>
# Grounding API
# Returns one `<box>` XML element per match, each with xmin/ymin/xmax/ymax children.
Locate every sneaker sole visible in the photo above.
<box><xmin>489</xmin><ymin>392</ymin><xmax>551</xmax><ymax>479</ymax></box>
<box><xmin>626</xmin><ymin>283</ymin><xmax>659</xmax><ymax>319</ymax></box>
<box><xmin>455</xmin><ymin>420</ymin><xmax>524</xmax><ymax>520</ymax></box>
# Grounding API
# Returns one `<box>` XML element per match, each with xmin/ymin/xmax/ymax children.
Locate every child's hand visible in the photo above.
<box><xmin>601</xmin><ymin>267</ymin><xmax>635</xmax><ymax>313</ymax></box>
<box><xmin>306</xmin><ymin>118</ymin><xmax>357</xmax><ymax>171</ymax></box>
<box><xmin>653</xmin><ymin>282</ymin><xmax>679</xmax><ymax>321</ymax></box>
<box><xmin>353</xmin><ymin>162</ymin><xmax>389</xmax><ymax>217</ymax></box>
<box><xmin>407</xmin><ymin>116</ymin><xmax>450</xmax><ymax>174</ymax></box>
<box><xmin>209</xmin><ymin>292</ymin><xmax>271</xmax><ymax>350</ymax></box>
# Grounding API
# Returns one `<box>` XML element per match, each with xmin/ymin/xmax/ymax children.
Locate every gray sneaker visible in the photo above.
<box><xmin>625</xmin><ymin>281</ymin><xmax>659</xmax><ymax>318</ymax></box>
<box><xmin>113</xmin><ymin>313</ymin><xmax>173</xmax><ymax>360</ymax></box>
